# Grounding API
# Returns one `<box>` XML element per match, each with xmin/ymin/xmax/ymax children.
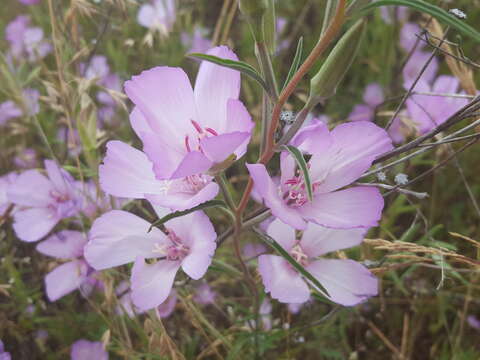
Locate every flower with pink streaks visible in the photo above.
<box><xmin>70</xmin><ymin>339</ymin><xmax>108</xmax><ymax>360</ymax></box>
<box><xmin>36</xmin><ymin>230</ymin><xmax>100</xmax><ymax>301</ymax></box>
<box><xmin>248</xmin><ymin>121</ymin><xmax>393</xmax><ymax>230</ymax></box>
<box><xmin>349</xmin><ymin>83</ymin><xmax>385</xmax><ymax>122</ymax></box>
<box><xmin>7</xmin><ymin>160</ymin><xmax>80</xmax><ymax>242</ymax></box>
<box><xmin>258</xmin><ymin>219</ymin><xmax>377</xmax><ymax>305</ymax></box>
<box><xmin>137</xmin><ymin>0</ymin><xmax>175</xmax><ymax>35</ymax></box>
<box><xmin>85</xmin><ymin>210</ymin><xmax>216</xmax><ymax>310</ymax></box>
<box><xmin>100</xmin><ymin>46</ymin><xmax>253</xmax><ymax>211</ymax></box>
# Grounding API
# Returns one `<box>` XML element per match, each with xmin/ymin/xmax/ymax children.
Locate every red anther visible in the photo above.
<box><xmin>205</xmin><ymin>127</ymin><xmax>218</xmax><ymax>136</ymax></box>
<box><xmin>191</xmin><ymin>119</ymin><xmax>203</xmax><ymax>133</ymax></box>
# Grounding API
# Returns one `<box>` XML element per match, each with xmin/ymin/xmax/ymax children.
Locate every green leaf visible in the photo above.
<box><xmin>360</xmin><ymin>0</ymin><xmax>480</xmax><ymax>43</ymax></box>
<box><xmin>283</xmin><ymin>37</ymin><xmax>303</xmax><ymax>90</ymax></box>
<box><xmin>253</xmin><ymin>227</ymin><xmax>331</xmax><ymax>298</ymax></box>
<box><xmin>148</xmin><ymin>200</ymin><xmax>227</xmax><ymax>232</ymax></box>
<box><xmin>188</xmin><ymin>53</ymin><xmax>269</xmax><ymax>93</ymax></box>
<box><xmin>281</xmin><ymin>144</ymin><xmax>313</xmax><ymax>202</ymax></box>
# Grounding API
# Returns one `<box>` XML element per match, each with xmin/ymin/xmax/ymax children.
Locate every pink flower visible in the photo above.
<box><xmin>349</xmin><ymin>83</ymin><xmax>385</xmax><ymax>122</ymax></box>
<box><xmin>247</xmin><ymin>121</ymin><xmax>393</xmax><ymax>230</ymax></box>
<box><xmin>137</xmin><ymin>0</ymin><xmax>175</xmax><ymax>35</ymax></box>
<box><xmin>19</xmin><ymin>0</ymin><xmax>41</xmax><ymax>4</ymax></box>
<box><xmin>181</xmin><ymin>28</ymin><xmax>211</xmax><ymax>54</ymax></box>
<box><xmin>7</xmin><ymin>160</ymin><xmax>80</xmax><ymax>242</ymax></box>
<box><xmin>0</xmin><ymin>101</ymin><xmax>22</xmax><ymax>125</ymax></box>
<box><xmin>258</xmin><ymin>219</ymin><xmax>378</xmax><ymax>305</ymax></box>
<box><xmin>85</xmin><ymin>210</ymin><xmax>217</xmax><ymax>310</ymax></box>
<box><xmin>194</xmin><ymin>283</ymin><xmax>216</xmax><ymax>305</ymax></box>
<box><xmin>100</xmin><ymin>46</ymin><xmax>253</xmax><ymax>211</ymax></box>
<box><xmin>0</xmin><ymin>173</ymin><xmax>18</xmax><ymax>217</ymax></box>
<box><xmin>36</xmin><ymin>230</ymin><xmax>99</xmax><ymax>301</ymax></box>
<box><xmin>6</xmin><ymin>15</ymin><xmax>51</xmax><ymax>61</ymax></box>
<box><xmin>402</xmin><ymin>50</ymin><xmax>439</xmax><ymax>89</ymax></box>
<box><xmin>70</xmin><ymin>339</ymin><xmax>108</xmax><ymax>360</ymax></box>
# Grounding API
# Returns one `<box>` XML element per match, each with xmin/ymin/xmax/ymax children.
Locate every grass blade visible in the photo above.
<box><xmin>283</xmin><ymin>37</ymin><xmax>304</xmax><ymax>90</ymax></box>
<box><xmin>282</xmin><ymin>144</ymin><xmax>313</xmax><ymax>202</ymax></box>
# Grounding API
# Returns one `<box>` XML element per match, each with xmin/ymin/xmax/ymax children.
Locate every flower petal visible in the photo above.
<box><xmin>258</xmin><ymin>255</ymin><xmax>310</xmax><ymax>303</ymax></box>
<box><xmin>7</xmin><ymin>169</ymin><xmax>53</xmax><ymax>207</ymax></box>
<box><xmin>45</xmin><ymin>260</ymin><xmax>88</xmax><ymax>302</ymax></box>
<box><xmin>36</xmin><ymin>230</ymin><xmax>87</xmax><ymax>259</ymax></box>
<box><xmin>70</xmin><ymin>339</ymin><xmax>108</xmax><ymax>360</ymax></box>
<box><xmin>200</xmin><ymin>131</ymin><xmax>250</xmax><ymax>163</ymax></box>
<box><xmin>131</xmin><ymin>258</ymin><xmax>180</xmax><ymax>310</ymax></box>
<box><xmin>12</xmin><ymin>207</ymin><xmax>59</xmax><ymax>242</ymax></box>
<box><xmin>306</xmin><ymin>259</ymin><xmax>378</xmax><ymax>306</ymax></box>
<box><xmin>85</xmin><ymin>210</ymin><xmax>164</xmax><ymax>270</ymax></box>
<box><xmin>223</xmin><ymin>99</ymin><xmax>254</xmax><ymax>158</ymax></box>
<box><xmin>170</xmin><ymin>151</ymin><xmax>213</xmax><ymax>179</ymax></box>
<box><xmin>299</xmin><ymin>187</ymin><xmax>384</xmax><ymax>229</ymax></box>
<box><xmin>266</xmin><ymin>218</ymin><xmax>296</xmax><ymax>252</ymax></box>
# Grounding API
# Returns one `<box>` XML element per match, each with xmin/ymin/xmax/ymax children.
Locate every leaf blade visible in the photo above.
<box><xmin>282</xmin><ymin>144</ymin><xmax>313</xmax><ymax>202</ymax></box>
<box><xmin>283</xmin><ymin>37</ymin><xmax>304</xmax><ymax>90</ymax></box>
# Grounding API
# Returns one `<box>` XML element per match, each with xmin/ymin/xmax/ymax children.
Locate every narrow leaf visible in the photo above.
<box><xmin>188</xmin><ymin>53</ymin><xmax>269</xmax><ymax>93</ymax></box>
<box><xmin>282</xmin><ymin>144</ymin><xmax>313</xmax><ymax>202</ymax></box>
<box><xmin>253</xmin><ymin>227</ymin><xmax>331</xmax><ymax>298</ymax></box>
<box><xmin>360</xmin><ymin>0</ymin><xmax>480</xmax><ymax>43</ymax></box>
<box><xmin>283</xmin><ymin>37</ymin><xmax>304</xmax><ymax>90</ymax></box>
<box><xmin>148</xmin><ymin>200</ymin><xmax>227</xmax><ymax>232</ymax></box>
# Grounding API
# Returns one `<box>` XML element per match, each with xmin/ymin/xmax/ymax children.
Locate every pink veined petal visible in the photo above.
<box><xmin>165</xmin><ymin>211</ymin><xmax>217</xmax><ymax>280</ymax></box>
<box><xmin>36</xmin><ymin>230</ymin><xmax>87</xmax><ymax>259</ymax></box>
<box><xmin>131</xmin><ymin>257</ymin><xmax>180</xmax><ymax>310</ymax></box>
<box><xmin>130</xmin><ymin>107</ymin><xmax>154</xmax><ymax>141</ymax></box>
<box><xmin>99</xmin><ymin>140</ymin><xmax>166</xmax><ymax>198</ymax></box>
<box><xmin>7</xmin><ymin>169</ymin><xmax>53</xmax><ymax>207</ymax></box>
<box><xmin>258</xmin><ymin>255</ymin><xmax>310</xmax><ymax>303</ymax></box>
<box><xmin>45</xmin><ymin>260</ymin><xmax>88</xmax><ymax>302</ymax></box>
<box><xmin>70</xmin><ymin>339</ymin><xmax>108</xmax><ymax>360</ymax></box>
<box><xmin>170</xmin><ymin>151</ymin><xmax>213</xmax><ymax>179</ymax></box>
<box><xmin>146</xmin><ymin>181</ymin><xmax>219</xmax><ymax>211</ymax></box>
<box><xmin>363</xmin><ymin>83</ymin><xmax>385</xmax><ymax>107</ymax></box>
<box><xmin>44</xmin><ymin>159</ymin><xmax>71</xmax><ymax>195</ymax></box>
<box><xmin>223</xmin><ymin>99</ymin><xmax>254</xmax><ymax>158</ymax></box>
<box><xmin>194</xmin><ymin>46</ymin><xmax>240</xmax><ymax>130</ymax></box>
<box><xmin>247</xmin><ymin>163</ymin><xmax>306</xmax><ymax>230</ymax></box>
<box><xmin>266</xmin><ymin>218</ymin><xmax>296</xmax><ymax>252</ymax></box>
<box><xmin>12</xmin><ymin>207</ymin><xmax>59</xmax><ymax>242</ymax></box>
<box><xmin>349</xmin><ymin>104</ymin><xmax>374</xmax><ymax>122</ymax></box>
<box><xmin>299</xmin><ymin>186</ymin><xmax>384</xmax><ymax>229</ymax></box>
<box><xmin>199</xmin><ymin>131</ymin><xmax>250</xmax><ymax>163</ymax></box>
<box><xmin>306</xmin><ymin>259</ymin><xmax>378</xmax><ymax>306</ymax></box>
<box><xmin>301</xmin><ymin>223</ymin><xmax>366</xmax><ymax>258</ymax></box>
<box><xmin>157</xmin><ymin>289</ymin><xmax>178</xmax><ymax>318</ymax></box>
<box><xmin>310</xmin><ymin>121</ymin><xmax>393</xmax><ymax>193</ymax></box>
<box><xmin>290</xmin><ymin>120</ymin><xmax>333</xmax><ymax>154</ymax></box>
<box><xmin>85</xmin><ymin>210</ymin><xmax>164</xmax><ymax>270</ymax></box>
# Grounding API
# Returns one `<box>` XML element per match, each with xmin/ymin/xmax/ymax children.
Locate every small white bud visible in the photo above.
<box><xmin>394</xmin><ymin>173</ymin><xmax>409</xmax><ymax>185</ymax></box>
<box><xmin>376</xmin><ymin>171</ymin><xmax>387</xmax><ymax>182</ymax></box>
<box><xmin>280</xmin><ymin>111</ymin><xmax>295</xmax><ymax>124</ymax></box>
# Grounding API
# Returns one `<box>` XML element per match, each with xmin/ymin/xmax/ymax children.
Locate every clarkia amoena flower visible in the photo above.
<box><xmin>258</xmin><ymin>219</ymin><xmax>378</xmax><ymax>305</ymax></box>
<box><xmin>100</xmin><ymin>46</ymin><xmax>253</xmax><ymax>211</ymax></box>
<box><xmin>36</xmin><ymin>230</ymin><xmax>100</xmax><ymax>301</ymax></box>
<box><xmin>7</xmin><ymin>160</ymin><xmax>80</xmax><ymax>242</ymax></box>
<box><xmin>137</xmin><ymin>0</ymin><xmax>176</xmax><ymax>35</ymax></box>
<box><xmin>349</xmin><ymin>83</ymin><xmax>385</xmax><ymax>122</ymax></box>
<box><xmin>247</xmin><ymin>121</ymin><xmax>393</xmax><ymax>230</ymax></box>
<box><xmin>70</xmin><ymin>339</ymin><xmax>108</xmax><ymax>360</ymax></box>
<box><xmin>85</xmin><ymin>210</ymin><xmax>217</xmax><ymax>310</ymax></box>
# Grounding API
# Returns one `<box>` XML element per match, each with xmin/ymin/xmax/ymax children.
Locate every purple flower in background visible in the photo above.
<box><xmin>100</xmin><ymin>46</ymin><xmax>253</xmax><ymax>211</ymax></box>
<box><xmin>70</xmin><ymin>339</ymin><xmax>108</xmax><ymax>360</ymax></box>
<box><xmin>181</xmin><ymin>28</ymin><xmax>211</xmax><ymax>54</ymax></box>
<box><xmin>259</xmin><ymin>299</ymin><xmax>272</xmax><ymax>330</ymax></box>
<box><xmin>467</xmin><ymin>315</ymin><xmax>480</xmax><ymax>331</ymax></box>
<box><xmin>76</xmin><ymin>180</ymin><xmax>127</xmax><ymax>220</ymax></box>
<box><xmin>258</xmin><ymin>219</ymin><xmax>377</xmax><ymax>305</ymax></box>
<box><xmin>8</xmin><ymin>160</ymin><xmax>80</xmax><ymax>242</ymax></box>
<box><xmin>248</xmin><ymin>121</ymin><xmax>393</xmax><ymax>230</ymax></box>
<box><xmin>387</xmin><ymin>112</ymin><xmax>414</xmax><ymax>144</ymax></box>
<box><xmin>5</xmin><ymin>15</ymin><xmax>30</xmax><ymax>58</ymax></box>
<box><xmin>85</xmin><ymin>210</ymin><xmax>217</xmax><ymax>310</ymax></box>
<box><xmin>57</xmin><ymin>127</ymin><xmax>82</xmax><ymax>157</ymax></box>
<box><xmin>0</xmin><ymin>173</ymin><xmax>18</xmax><ymax>217</ymax></box>
<box><xmin>37</xmin><ymin>230</ymin><xmax>99</xmax><ymax>301</ymax></box>
<box><xmin>6</xmin><ymin>15</ymin><xmax>51</xmax><ymax>61</ymax></box>
<box><xmin>0</xmin><ymin>340</ymin><xmax>11</xmax><ymax>360</ymax></box>
<box><xmin>22</xmin><ymin>88</ymin><xmax>40</xmax><ymax>116</ymax></box>
<box><xmin>405</xmin><ymin>76</ymin><xmax>469</xmax><ymax>134</ymax></box>
<box><xmin>349</xmin><ymin>83</ymin><xmax>385</xmax><ymax>122</ymax></box>
<box><xmin>137</xmin><ymin>0</ymin><xmax>176</xmax><ymax>35</ymax></box>
<box><xmin>243</xmin><ymin>243</ymin><xmax>267</xmax><ymax>260</ymax></box>
<box><xmin>156</xmin><ymin>289</ymin><xmax>177</xmax><ymax>318</ymax></box>
<box><xmin>400</xmin><ymin>22</ymin><xmax>422</xmax><ymax>52</ymax></box>
<box><xmin>0</xmin><ymin>101</ymin><xmax>22</xmax><ymax>125</ymax></box>
<box><xmin>403</xmin><ymin>50</ymin><xmax>439</xmax><ymax>89</ymax></box>
<box><xmin>194</xmin><ymin>283</ymin><xmax>216</xmax><ymax>305</ymax></box>
<box><xmin>19</xmin><ymin>0</ymin><xmax>41</xmax><ymax>4</ymax></box>
<box><xmin>14</xmin><ymin>148</ymin><xmax>38</xmax><ymax>169</ymax></box>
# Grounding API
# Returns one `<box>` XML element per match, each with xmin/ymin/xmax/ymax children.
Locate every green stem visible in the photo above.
<box><xmin>215</xmin><ymin>173</ymin><xmax>237</xmax><ymax>211</ymax></box>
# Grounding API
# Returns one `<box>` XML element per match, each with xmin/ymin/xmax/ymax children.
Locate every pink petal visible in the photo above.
<box><xmin>306</xmin><ymin>259</ymin><xmax>378</xmax><ymax>306</ymax></box>
<box><xmin>363</xmin><ymin>83</ymin><xmax>385</xmax><ymax>107</ymax></box>
<box><xmin>247</xmin><ymin>164</ymin><xmax>306</xmax><ymax>230</ymax></box>
<box><xmin>99</xmin><ymin>140</ymin><xmax>166</xmax><ymax>198</ymax></box>
<box><xmin>85</xmin><ymin>210</ymin><xmax>164</xmax><ymax>270</ymax></box>
<box><xmin>290</xmin><ymin>120</ymin><xmax>333</xmax><ymax>154</ymax></box>
<box><xmin>130</xmin><ymin>107</ymin><xmax>154</xmax><ymax>141</ymax></box>
<box><xmin>45</xmin><ymin>260</ymin><xmax>88</xmax><ymax>301</ymax></box>
<box><xmin>12</xmin><ymin>207</ymin><xmax>59</xmax><ymax>242</ymax></box>
<box><xmin>131</xmin><ymin>258</ymin><xmax>180</xmax><ymax>310</ymax></box>
<box><xmin>223</xmin><ymin>99</ymin><xmax>254</xmax><ymax>158</ymax></box>
<box><xmin>349</xmin><ymin>104</ymin><xmax>374</xmax><ymax>122</ymax></box>
<box><xmin>157</xmin><ymin>289</ymin><xmax>178</xmax><ymax>318</ymax></box>
<box><xmin>7</xmin><ymin>169</ymin><xmax>53</xmax><ymax>207</ymax></box>
<box><xmin>70</xmin><ymin>339</ymin><xmax>108</xmax><ymax>360</ymax></box>
<box><xmin>36</xmin><ymin>230</ymin><xmax>87</xmax><ymax>259</ymax></box>
<box><xmin>266</xmin><ymin>218</ymin><xmax>296</xmax><ymax>252</ymax></box>
<box><xmin>299</xmin><ymin>187</ymin><xmax>384</xmax><ymax>229</ymax></box>
<box><xmin>170</xmin><ymin>151</ymin><xmax>213</xmax><ymax>179</ymax></box>
<box><xmin>310</xmin><ymin>121</ymin><xmax>393</xmax><ymax>193</ymax></box>
<box><xmin>44</xmin><ymin>160</ymin><xmax>72</xmax><ymax>195</ymax></box>
<box><xmin>301</xmin><ymin>224</ymin><xmax>366</xmax><ymax>258</ymax></box>
<box><xmin>137</xmin><ymin>4</ymin><xmax>156</xmax><ymax>28</ymax></box>
<box><xmin>199</xmin><ymin>131</ymin><xmax>250</xmax><ymax>163</ymax></box>
<box><xmin>258</xmin><ymin>255</ymin><xmax>310</xmax><ymax>303</ymax></box>
<box><xmin>194</xmin><ymin>46</ymin><xmax>240</xmax><ymax>131</ymax></box>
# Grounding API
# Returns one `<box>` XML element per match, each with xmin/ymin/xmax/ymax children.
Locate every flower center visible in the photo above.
<box><xmin>290</xmin><ymin>243</ymin><xmax>309</xmax><ymax>267</ymax></box>
<box><xmin>184</xmin><ymin>119</ymin><xmax>218</xmax><ymax>153</ymax></box>
<box><xmin>154</xmin><ymin>229</ymin><xmax>190</xmax><ymax>261</ymax></box>
<box><xmin>283</xmin><ymin>167</ymin><xmax>318</xmax><ymax>207</ymax></box>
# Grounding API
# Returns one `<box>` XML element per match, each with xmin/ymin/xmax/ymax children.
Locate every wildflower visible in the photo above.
<box><xmin>36</xmin><ymin>231</ymin><xmax>100</xmax><ymax>301</ymax></box>
<box><xmin>194</xmin><ymin>283</ymin><xmax>216</xmax><ymax>305</ymax></box>
<box><xmin>76</xmin><ymin>180</ymin><xmax>127</xmax><ymax>220</ymax></box>
<box><xmin>85</xmin><ymin>210</ymin><xmax>216</xmax><ymax>310</ymax></box>
<box><xmin>137</xmin><ymin>0</ymin><xmax>175</xmax><ymax>35</ymax></box>
<box><xmin>7</xmin><ymin>160</ymin><xmax>80</xmax><ymax>242</ymax></box>
<box><xmin>349</xmin><ymin>83</ymin><xmax>385</xmax><ymax>122</ymax></box>
<box><xmin>70</xmin><ymin>339</ymin><xmax>108</xmax><ymax>360</ymax></box>
<box><xmin>13</xmin><ymin>148</ymin><xmax>38</xmax><ymax>169</ymax></box>
<box><xmin>101</xmin><ymin>46</ymin><xmax>253</xmax><ymax>210</ymax></box>
<box><xmin>402</xmin><ymin>50</ymin><xmax>439</xmax><ymax>89</ymax></box>
<box><xmin>0</xmin><ymin>173</ymin><xmax>18</xmax><ymax>217</ymax></box>
<box><xmin>19</xmin><ymin>0</ymin><xmax>41</xmax><ymax>4</ymax></box>
<box><xmin>181</xmin><ymin>28</ymin><xmax>211</xmax><ymax>54</ymax></box>
<box><xmin>0</xmin><ymin>340</ymin><xmax>11</xmax><ymax>360</ymax></box>
<box><xmin>467</xmin><ymin>315</ymin><xmax>480</xmax><ymax>330</ymax></box>
<box><xmin>0</xmin><ymin>101</ymin><xmax>22</xmax><ymax>125</ymax></box>
<box><xmin>248</xmin><ymin>121</ymin><xmax>393</xmax><ymax>230</ymax></box>
<box><xmin>258</xmin><ymin>219</ymin><xmax>378</xmax><ymax>305</ymax></box>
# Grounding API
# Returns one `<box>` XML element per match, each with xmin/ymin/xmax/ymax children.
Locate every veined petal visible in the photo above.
<box><xmin>7</xmin><ymin>169</ymin><xmax>53</xmax><ymax>207</ymax></box>
<box><xmin>170</xmin><ymin>151</ymin><xmax>213</xmax><ymax>179</ymax></box>
<box><xmin>37</xmin><ymin>230</ymin><xmax>87</xmax><ymax>259</ymax></box>
<box><xmin>45</xmin><ymin>260</ymin><xmax>88</xmax><ymax>302</ymax></box>
<box><xmin>12</xmin><ymin>207</ymin><xmax>59</xmax><ymax>242</ymax></box>
<box><xmin>266</xmin><ymin>218</ymin><xmax>296</xmax><ymax>252</ymax></box>
<box><xmin>200</xmin><ymin>131</ymin><xmax>250</xmax><ymax>163</ymax></box>
<box><xmin>224</xmin><ymin>99</ymin><xmax>254</xmax><ymax>158</ymax></box>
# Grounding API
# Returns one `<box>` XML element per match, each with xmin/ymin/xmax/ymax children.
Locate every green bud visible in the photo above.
<box><xmin>308</xmin><ymin>20</ymin><xmax>365</xmax><ymax>103</ymax></box>
<box><xmin>239</xmin><ymin>0</ymin><xmax>269</xmax><ymax>42</ymax></box>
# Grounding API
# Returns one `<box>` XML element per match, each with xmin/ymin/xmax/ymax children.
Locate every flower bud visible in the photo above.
<box><xmin>308</xmin><ymin>20</ymin><xmax>366</xmax><ymax>104</ymax></box>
